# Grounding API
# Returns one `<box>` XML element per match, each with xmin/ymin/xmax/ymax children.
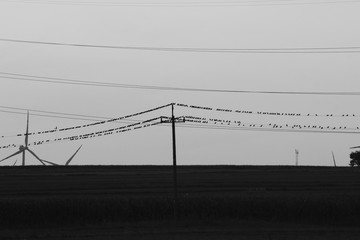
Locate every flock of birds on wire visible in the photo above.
<box><xmin>0</xmin><ymin>102</ymin><xmax>359</xmax><ymax>166</ymax></box>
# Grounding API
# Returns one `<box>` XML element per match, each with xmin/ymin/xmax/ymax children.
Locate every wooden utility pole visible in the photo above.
<box><xmin>171</xmin><ymin>103</ymin><xmax>179</xmax><ymax>220</ymax></box>
<box><xmin>161</xmin><ymin>104</ymin><xmax>184</xmax><ymax>220</ymax></box>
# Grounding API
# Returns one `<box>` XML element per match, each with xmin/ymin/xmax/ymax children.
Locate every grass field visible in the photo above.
<box><xmin>0</xmin><ymin>165</ymin><xmax>360</xmax><ymax>239</ymax></box>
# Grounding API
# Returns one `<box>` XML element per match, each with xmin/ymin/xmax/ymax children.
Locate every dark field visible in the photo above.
<box><xmin>1</xmin><ymin>165</ymin><xmax>360</xmax><ymax>239</ymax></box>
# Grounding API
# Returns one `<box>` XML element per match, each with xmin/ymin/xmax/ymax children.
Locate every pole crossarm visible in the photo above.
<box><xmin>160</xmin><ymin>116</ymin><xmax>186</xmax><ymax>124</ymax></box>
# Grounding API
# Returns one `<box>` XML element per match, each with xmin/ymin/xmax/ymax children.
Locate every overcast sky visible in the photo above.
<box><xmin>0</xmin><ymin>0</ymin><xmax>360</xmax><ymax>166</ymax></box>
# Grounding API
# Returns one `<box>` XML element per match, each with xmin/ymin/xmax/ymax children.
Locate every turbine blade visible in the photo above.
<box><xmin>350</xmin><ymin>146</ymin><xmax>360</xmax><ymax>149</ymax></box>
<box><xmin>13</xmin><ymin>160</ymin><xmax>17</xmax><ymax>166</ymax></box>
<box><xmin>25</xmin><ymin>111</ymin><xmax>29</xmax><ymax>146</ymax></box>
<box><xmin>27</xmin><ymin>149</ymin><xmax>46</xmax><ymax>165</ymax></box>
<box><xmin>66</xmin><ymin>145</ymin><xmax>82</xmax><ymax>166</ymax></box>
<box><xmin>39</xmin><ymin>159</ymin><xmax>59</xmax><ymax>166</ymax></box>
<box><xmin>0</xmin><ymin>150</ymin><xmax>23</xmax><ymax>163</ymax></box>
<box><xmin>27</xmin><ymin>149</ymin><xmax>59</xmax><ymax>166</ymax></box>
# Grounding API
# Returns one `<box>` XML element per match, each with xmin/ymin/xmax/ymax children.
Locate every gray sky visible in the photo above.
<box><xmin>0</xmin><ymin>0</ymin><xmax>360</xmax><ymax>166</ymax></box>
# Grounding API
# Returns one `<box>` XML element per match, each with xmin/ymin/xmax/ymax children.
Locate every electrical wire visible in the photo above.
<box><xmin>184</xmin><ymin>115</ymin><xmax>360</xmax><ymax>131</ymax></box>
<box><xmin>1</xmin><ymin>72</ymin><xmax>360</xmax><ymax>96</ymax></box>
<box><xmin>1</xmin><ymin>38</ymin><xmax>360</xmax><ymax>53</ymax></box>
<box><xmin>0</xmin><ymin>109</ymin><xmax>119</xmax><ymax>122</ymax></box>
<box><xmin>0</xmin><ymin>116</ymin><xmax>163</xmax><ymax>149</ymax></box>
<box><xmin>0</xmin><ymin>103</ymin><xmax>172</xmax><ymax>138</ymax></box>
<box><xmin>170</xmin><ymin>122</ymin><xmax>360</xmax><ymax>134</ymax></box>
<box><xmin>1</xmin><ymin>100</ymin><xmax>359</xmax><ymax>140</ymax></box>
<box><xmin>0</xmin><ymin>106</ymin><xmax>139</xmax><ymax>123</ymax></box>
<box><xmin>176</xmin><ymin>103</ymin><xmax>360</xmax><ymax>117</ymax></box>
<box><xmin>0</xmin><ymin>0</ymin><xmax>359</xmax><ymax>7</ymax></box>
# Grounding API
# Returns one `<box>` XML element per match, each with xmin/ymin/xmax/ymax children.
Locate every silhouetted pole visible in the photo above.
<box><xmin>171</xmin><ymin>104</ymin><xmax>179</xmax><ymax>220</ymax></box>
<box><xmin>23</xmin><ymin>111</ymin><xmax>29</xmax><ymax>166</ymax></box>
<box><xmin>332</xmin><ymin>151</ymin><xmax>337</xmax><ymax>167</ymax></box>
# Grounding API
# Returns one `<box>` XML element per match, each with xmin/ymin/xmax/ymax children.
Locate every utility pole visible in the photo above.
<box><xmin>23</xmin><ymin>111</ymin><xmax>29</xmax><ymax>166</ymax></box>
<box><xmin>161</xmin><ymin>104</ymin><xmax>184</xmax><ymax>220</ymax></box>
<box><xmin>171</xmin><ymin>103</ymin><xmax>179</xmax><ymax>220</ymax></box>
<box><xmin>332</xmin><ymin>151</ymin><xmax>337</xmax><ymax>167</ymax></box>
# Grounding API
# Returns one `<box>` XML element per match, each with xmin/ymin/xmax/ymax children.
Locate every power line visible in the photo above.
<box><xmin>1</xmin><ymin>38</ymin><xmax>360</xmax><ymax>53</ymax></box>
<box><xmin>0</xmin><ymin>0</ymin><xmax>359</xmax><ymax>7</ymax></box>
<box><xmin>0</xmin><ymin>104</ymin><xmax>145</xmax><ymax>124</ymax></box>
<box><xmin>1</xmin><ymin>101</ymin><xmax>358</xmax><ymax>151</ymax></box>
<box><xmin>0</xmin><ymin>104</ymin><xmax>132</xmax><ymax>121</ymax></box>
<box><xmin>0</xmin><ymin>109</ymin><xmax>106</xmax><ymax>122</ymax></box>
<box><xmin>173</xmin><ymin>122</ymin><xmax>360</xmax><ymax>134</ymax></box>
<box><xmin>0</xmin><ymin>109</ymin><xmax>138</xmax><ymax>123</ymax></box>
<box><xmin>2</xmin><ymin>102</ymin><xmax>359</xmax><ymax>138</ymax></box>
<box><xmin>0</xmin><ymin>103</ymin><xmax>172</xmax><ymax>138</ymax></box>
<box><xmin>177</xmin><ymin>103</ymin><xmax>360</xmax><ymax>117</ymax></box>
<box><xmin>184</xmin><ymin>115</ymin><xmax>360</xmax><ymax>131</ymax></box>
<box><xmin>0</xmin><ymin>109</ymin><xmax>140</xmax><ymax>139</ymax></box>
<box><xmin>0</xmin><ymin>117</ymin><xmax>163</xmax><ymax>149</ymax></box>
<box><xmin>1</xmin><ymin>72</ymin><xmax>360</xmax><ymax>96</ymax></box>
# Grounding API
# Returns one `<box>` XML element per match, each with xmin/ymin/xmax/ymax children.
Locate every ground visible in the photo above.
<box><xmin>2</xmin><ymin>220</ymin><xmax>360</xmax><ymax>240</ymax></box>
<box><xmin>0</xmin><ymin>165</ymin><xmax>359</xmax><ymax>239</ymax></box>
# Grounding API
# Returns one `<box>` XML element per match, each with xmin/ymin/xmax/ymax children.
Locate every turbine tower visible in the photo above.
<box><xmin>0</xmin><ymin>111</ymin><xmax>82</xmax><ymax>166</ymax></box>
<box><xmin>295</xmin><ymin>149</ymin><xmax>299</xmax><ymax>166</ymax></box>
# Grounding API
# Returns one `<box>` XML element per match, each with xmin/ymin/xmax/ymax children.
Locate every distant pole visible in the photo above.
<box><xmin>23</xmin><ymin>111</ymin><xmax>29</xmax><ymax>166</ymax></box>
<box><xmin>332</xmin><ymin>151</ymin><xmax>337</xmax><ymax>167</ymax></box>
<box><xmin>171</xmin><ymin>104</ymin><xmax>179</xmax><ymax>220</ymax></box>
<box><xmin>295</xmin><ymin>149</ymin><xmax>299</xmax><ymax>166</ymax></box>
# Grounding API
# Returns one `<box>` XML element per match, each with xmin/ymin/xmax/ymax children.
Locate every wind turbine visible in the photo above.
<box><xmin>0</xmin><ymin>111</ymin><xmax>82</xmax><ymax>166</ymax></box>
<box><xmin>295</xmin><ymin>149</ymin><xmax>299</xmax><ymax>166</ymax></box>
